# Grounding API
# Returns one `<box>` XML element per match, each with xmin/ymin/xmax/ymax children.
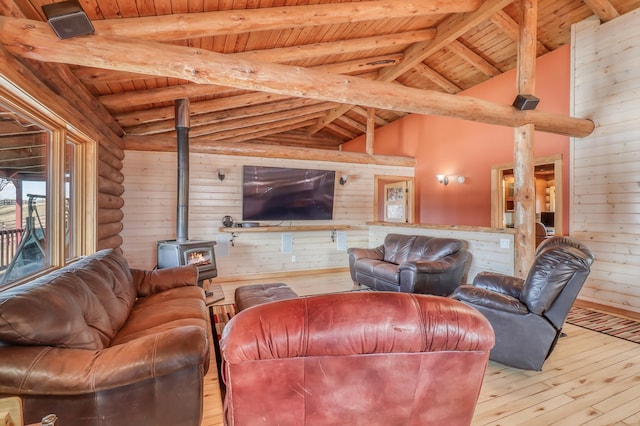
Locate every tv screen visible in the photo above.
<box><xmin>242</xmin><ymin>166</ymin><xmax>336</xmax><ymax>221</ymax></box>
<box><xmin>540</xmin><ymin>211</ymin><xmax>555</xmax><ymax>228</ymax></box>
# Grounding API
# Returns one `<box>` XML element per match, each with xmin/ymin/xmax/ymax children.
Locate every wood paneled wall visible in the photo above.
<box><xmin>572</xmin><ymin>10</ymin><xmax>640</xmax><ymax>314</ymax></box>
<box><xmin>120</xmin><ymin>150</ymin><xmax>412</xmax><ymax>275</ymax></box>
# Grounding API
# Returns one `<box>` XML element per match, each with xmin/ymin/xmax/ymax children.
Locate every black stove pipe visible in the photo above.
<box><xmin>175</xmin><ymin>98</ymin><xmax>190</xmax><ymax>243</ymax></box>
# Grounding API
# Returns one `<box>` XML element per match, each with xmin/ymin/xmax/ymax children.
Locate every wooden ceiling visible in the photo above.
<box><xmin>1</xmin><ymin>0</ymin><xmax>640</xmax><ymax>153</ymax></box>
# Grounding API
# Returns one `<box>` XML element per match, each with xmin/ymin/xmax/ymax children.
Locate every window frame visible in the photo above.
<box><xmin>0</xmin><ymin>78</ymin><xmax>96</xmax><ymax>287</ymax></box>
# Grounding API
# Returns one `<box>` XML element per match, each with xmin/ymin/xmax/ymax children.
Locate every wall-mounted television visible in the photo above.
<box><xmin>242</xmin><ymin>166</ymin><xmax>336</xmax><ymax>221</ymax></box>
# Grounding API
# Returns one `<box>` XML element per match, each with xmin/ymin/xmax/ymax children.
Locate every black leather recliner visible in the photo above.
<box><xmin>450</xmin><ymin>236</ymin><xmax>594</xmax><ymax>371</ymax></box>
<box><xmin>347</xmin><ymin>233</ymin><xmax>470</xmax><ymax>296</ymax></box>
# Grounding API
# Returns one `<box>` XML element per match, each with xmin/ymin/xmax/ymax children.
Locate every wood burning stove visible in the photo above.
<box><xmin>156</xmin><ymin>99</ymin><xmax>218</xmax><ymax>285</ymax></box>
<box><xmin>157</xmin><ymin>239</ymin><xmax>217</xmax><ymax>282</ymax></box>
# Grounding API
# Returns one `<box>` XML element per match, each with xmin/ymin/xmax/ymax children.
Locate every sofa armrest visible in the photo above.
<box><xmin>347</xmin><ymin>245</ymin><xmax>384</xmax><ymax>261</ymax></box>
<box><xmin>0</xmin><ymin>326</ymin><xmax>208</xmax><ymax>395</ymax></box>
<box><xmin>399</xmin><ymin>257</ymin><xmax>456</xmax><ymax>274</ymax></box>
<box><xmin>131</xmin><ymin>264</ymin><xmax>199</xmax><ymax>297</ymax></box>
<box><xmin>472</xmin><ymin>272</ymin><xmax>524</xmax><ymax>299</ymax></box>
<box><xmin>451</xmin><ymin>285</ymin><xmax>529</xmax><ymax>315</ymax></box>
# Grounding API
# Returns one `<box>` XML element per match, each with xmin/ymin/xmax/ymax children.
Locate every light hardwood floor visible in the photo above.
<box><xmin>201</xmin><ymin>271</ymin><xmax>640</xmax><ymax>426</ymax></box>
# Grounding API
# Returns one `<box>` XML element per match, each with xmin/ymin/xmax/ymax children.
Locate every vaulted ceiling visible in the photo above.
<box><xmin>1</xmin><ymin>0</ymin><xmax>639</xmax><ymax>152</ymax></box>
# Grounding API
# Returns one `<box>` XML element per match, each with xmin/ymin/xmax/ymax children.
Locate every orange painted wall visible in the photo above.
<box><xmin>343</xmin><ymin>45</ymin><xmax>571</xmax><ymax>231</ymax></box>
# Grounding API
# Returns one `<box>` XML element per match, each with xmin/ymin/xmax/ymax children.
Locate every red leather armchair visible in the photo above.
<box><xmin>220</xmin><ymin>292</ymin><xmax>495</xmax><ymax>425</ymax></box>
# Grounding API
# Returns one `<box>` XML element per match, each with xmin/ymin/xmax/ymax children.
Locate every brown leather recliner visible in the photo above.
<box><xmin>347</xmin><ymin>233</ymin><xmax>470</xmax><ymax>295</ymax></box>
<box><xmin>220</xmin><ymin>292</ymin><xmax>495</xmax><ymax>426</ymax></box>
<box><xmin>451</xmin><ymin>236</ymin><xmax>594</xmax><ymax>371</ymax></box>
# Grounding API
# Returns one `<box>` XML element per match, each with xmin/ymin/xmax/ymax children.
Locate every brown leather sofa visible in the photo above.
<box><xmin>0</xmin><ymin>249</ymin><xmax>210</xmax><ymax>426</ymax></box>
<box><xmin>220</xmin><ymin>292</ymin><xmax>495</xmax><ymax>425</ymax></box>
<box><xmin>348</xmin><ymin>233</ymin><xmax>470</xmax><ymax>295</ymax></box>
<box><xmin>451</xmin><ymin>236</ymin><xmax>594</xmax><ymax>371</ymax></box>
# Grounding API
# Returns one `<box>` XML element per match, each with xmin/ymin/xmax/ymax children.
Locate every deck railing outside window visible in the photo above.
<box><xmin>0</xmin><ymin>228</ymin><xmax>24</xmax><ymax>272</ymax></box>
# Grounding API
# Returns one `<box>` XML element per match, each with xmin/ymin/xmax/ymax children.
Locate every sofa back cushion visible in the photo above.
<box><xmin>382</xmin><ymin>234</ymin><xmax>417</xmax><ymax>264</ymax></box>
<box><xmin>0</xmin><ymin>249</ymin><xmax>137</xmax><ymax>350</ymax></box>
<box><xmin>520</xmin><ymin>244</ymin><xmax>594</xmax><ymax>315</ymax></box>
<box><xmin>70</xmin><ymin>250</ymin><xmax>137</xmax><ymax>336</ymax></box>
<box><xmin>0</xmin><ymin>272</ymin><xmax>112</xmax><ymax>349</ymax></box>
<box><xmin>407</xmin><ymin>237</ymin><xmax>462</xmax><ymax>262</ymax></box>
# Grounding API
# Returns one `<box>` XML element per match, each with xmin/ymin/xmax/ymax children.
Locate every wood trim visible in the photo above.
<box><xmin>218</xmin><ymin>225</ymin><xmax>352</xmax><ymax>233</ymax></box>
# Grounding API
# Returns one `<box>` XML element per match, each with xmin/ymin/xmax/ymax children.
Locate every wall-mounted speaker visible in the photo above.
<box><xmin>512</xmin><ymin>94</ymin><xmax>540</xmax><ymax>111</ymax></box>
<box><xmin>42</xmin><ymin>1</ymin><xmax>95</xmax><ymax>39</ymax></box>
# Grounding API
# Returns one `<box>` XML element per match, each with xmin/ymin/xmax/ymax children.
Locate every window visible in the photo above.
<box><xmin>0</xmin><ymin>88</ymin><xmax>95</xmax><ymax>287</ymax></box>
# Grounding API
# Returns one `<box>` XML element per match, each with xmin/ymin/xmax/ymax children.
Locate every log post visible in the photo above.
<box><xmin>366</xmin><ymin>107</ymin><xmax>375</xmax><ymax>155</ymax></box>
<box><xmin>513</xmin><ymin>0</ymin><xmax>538</xmax><ymax>278</ymax></box>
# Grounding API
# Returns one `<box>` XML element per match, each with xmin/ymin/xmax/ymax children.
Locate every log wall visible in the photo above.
<box><xmin>0</xmin><ymin>45</ymin><xmax>124</xmax><ymax>254</ymax></box>
<box><xmin>572</xmin><ymin>10</ymin><xmax>640</xmax><ymax>314</ymax></box>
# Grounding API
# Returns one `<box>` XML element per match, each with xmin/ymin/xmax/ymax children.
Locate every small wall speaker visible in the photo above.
<box><xmin>42</xmin><ymin>0</ymin><xmax>95</xmax><ymax>39</ymax></box>
<box><xmin>512</xmin><ymin>94</ymin><xmax>540</xmax><ymax>111</ymax></box>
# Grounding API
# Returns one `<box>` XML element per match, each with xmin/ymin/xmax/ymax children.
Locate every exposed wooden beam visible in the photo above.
<box><xmin>189</xmin><ymin>102</ymin><xmax>337</xmax><ymax>138</ymax></box>
<box><xmin>329</xmin><ymin>123</ymin><xmax>360</xmax><ymax>140</ymax></box>
<box><xmin>309</xmin><ymin>0</ymin><xmax>515</xmax><ymax>133</ymax></box>
<box><xmin>445</xmin><ymin>40</ymin><xmax>502</xmax><ymax>77</ymax></box>
<box><xmin>336</xmin><ymin>115</ymin><xmax>367</xmax><ymax>134</ymax></box>
<box><xmin>412</xmin><ymin>63</ymin><xmax>462</xmax><ymax>93</ymax></box>
<box><xmin>366</xmin><ymin>107</ymin><xmax>375</xmax><ymax>155</ymax></box>
<box><xmin>351</xmin><ymin>106</ymin><xmax>388</xmax><ymax>126</ymax></box>
<box><xmin>127</xmin><ymin>98</ymin><xmax>328</xmax><ymax>135</ymax></box>
<box><xmin>100</xmin><ymin>54</ymin><xmax>402</xmax><ymax>110</ymax></box>
<box><xmin>116</xmin><ymin>92</ymin><xmax>291</xmax><ymax>128</ymax></box>
<box><xmin>582</xmin><ymin>0</ymin><xmax>620</xmax><ymax>22</ymax></box>
<box><xmin>91</xmin><ymin>0</ymin><xmax>482</xmax><ymax>41</ymax></box>
<box><xmin>489</xmin><ymin>10</ymin><xmax>550</xmax><ymax>55</ymax></box>
<box><xmin>378</xmin><ymin>0</ymin><xmax>515</xmax><ymax>81</ymax></box>
<box><xmin>0</xmin><ymin>17</ymin><xmax>594</xmax><ymax>138</ymax></box>
<box><xmin>124</xmin><ymin>136</ymin><xmax>417</xmax><ymax>167</ymax></box>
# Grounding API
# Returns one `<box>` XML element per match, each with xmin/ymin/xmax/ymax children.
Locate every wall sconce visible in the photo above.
<box><xmin>217</xmin><ymin>169</ymin><xmax>226</xmax><ymax>181</ymax></box>
<box><xmin>436</xmin><ymin>174</ymin><xmax>449</xmax><ymax>185</ymax></box>
<box><xmin>339</xmin><ymin>175</ymin><xmax>348</xmax><ymax>186</ymax></box>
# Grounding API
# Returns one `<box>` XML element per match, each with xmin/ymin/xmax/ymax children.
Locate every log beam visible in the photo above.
<box><xmin>0</xmin><ymin>17</ymin><xmax>594</xmax><ymax>139</ymax></box>
<box><xmin>91</xmin><ymin>0</ymin><xmax>481</xmax><ymax>41</ymax></box>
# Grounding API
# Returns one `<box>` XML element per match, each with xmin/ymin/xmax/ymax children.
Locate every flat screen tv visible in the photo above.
<box><xmin>540</xmin><ymin>211</ymin><xmax>555</xmax><ymax>228</ymax></box>
<box><xmin>242</xmin><ymin>165</ymin><xmax>336</xmax><ymax>221</ymax></box>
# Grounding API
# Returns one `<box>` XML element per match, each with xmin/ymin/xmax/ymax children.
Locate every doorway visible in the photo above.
<box><xmin>491</xmin><ymin>155</ymin><xmax>562</xmax><ymax>236</ymax></box>
<box><xmin>374</xmin><ymin>175</ymin><xmax>414</xmax><ymax>223</ymax></box>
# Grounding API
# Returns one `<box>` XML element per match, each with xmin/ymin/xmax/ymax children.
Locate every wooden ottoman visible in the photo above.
<box><xmin>234</xmin><ymin>283</ymin><xmax>298</xmax><ymax>311</ymax></box>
